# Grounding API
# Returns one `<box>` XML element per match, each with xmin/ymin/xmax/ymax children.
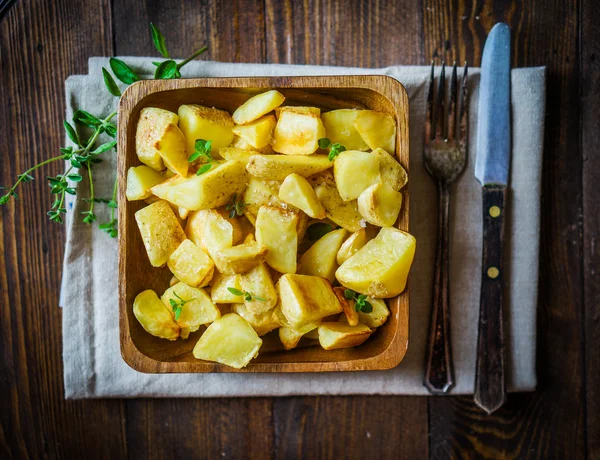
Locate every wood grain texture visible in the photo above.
<box><xmin>582</xmin><ymin>0</ymin><xmax>600</xmax><ymax>456</ymax></box>
<box><xmin>426</xmin><ymin>0</ymin><xmax>586</xmax><ymax>458</ymax></box>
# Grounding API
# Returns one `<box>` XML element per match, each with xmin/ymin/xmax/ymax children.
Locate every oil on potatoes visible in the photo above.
<box><xmin>127</xmin><ymin>90</ymin><xmax>415</xmax><ymax>369</ymax></box>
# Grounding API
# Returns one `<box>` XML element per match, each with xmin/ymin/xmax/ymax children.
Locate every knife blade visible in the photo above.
<box><xmin>474</xmin><ymin>22</ymin><xmax>511</xmax><ymax>414</ymax></box>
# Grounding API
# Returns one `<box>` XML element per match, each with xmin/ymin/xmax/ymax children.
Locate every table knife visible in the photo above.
<box><xmin>474</xmin><ymin>22</ymin><xmax>511</xmax><ymax>414</ymax></box>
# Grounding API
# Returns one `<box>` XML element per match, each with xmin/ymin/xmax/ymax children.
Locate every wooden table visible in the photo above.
<box><xmin>0</xmin><ymin>0</ymin><xmax>596</xmax><ymax>458</ymax></box>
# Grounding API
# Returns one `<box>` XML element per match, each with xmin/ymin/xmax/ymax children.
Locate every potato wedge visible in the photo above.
<box><xmin>279</xmin><ymin>321</ymin><xmax>320</xmax><ymax>350</ymax></box>
<box><xmin>358</xmin><ymin>297</ymin><xmax>390</xmax><ymax>328</ymax></box>
<box><xmin>246</xmin><ymin>154</ymin><xmax>332</xmax><ymax>180</ymax></box>
<box><xmin>192</xmin><ymin>313</ymin><xmax>262</xmax><ymax>369</ymax></box>
<box><xmin>357</xmin><ymin>182</ymin><xmax>403</xmax><ymax>227</ymax></box>
<box><xmin>210</xmin><ymin>272</ymin><xmax>244</xmax><ymax>304</ymax></box>
<box><xmin>133</xmin><ymin>289</ymin><xmax>180</xmax><ymax>340</ymax></box>
<box><xmin>203</xmin><ymin>210</ymin><xmax>234</xmax><ymax>261</ymax></box>
<box><xmin>167</xmin><ymin>239</ymin><xmax>215</xmax><ymax>287</ymax></box>
<box><xmin>161</xmin><ymin>282</ymin><xmax>220</xmax><ymax>333</ymax></box>
<box><xmin>336</xmin><ymin>228</ymin><xmax>370</xmax><ymax>265</ymax></box>
<box><xmin>298</xmin><ymin>228</ymin><xmax>348</xmax><ymax>283</ymax></box>
<box><xmin>232</xmin><ymin>135</ymin><xmax>274</xmax><ymax>154</ymax></box>
<box><xmin>150</xmin><ymin>160</ymin><xmax>247</xmax><ymax>210</ymax></box>
<box><xmin>232</xmin><ymin>303</ymin><xmax>279</xmax><ymax>336</ymax></box>
<box><xmin>135</xmin><ymin>107</ymin><xmax>179</xmax><ymax>171</ymax></box>
<box><xmin>154</xmin><ymin>122</ymin><xmax>188</xmax><ymax>177</ymax></box>
<box><xmin>333</xmin><ymin>150</ymin><xmax>381</xmax><ymax>201</ymax></box>
<box><xmin>243</xmin><ymin>177</ymin><xmax>286</xmax><ymax>222</ymax></box>
<box><xmin>255</xmin><ymin>206</ymin><xmax>298</xmax><ymax>274</ymax></box>
<box><xmin>135</xmin><ymin>200</ymin><xmax>186</xmax><ymax>267</ymax></box>
<box><xmin>318</xmin><ymin>322</ymin><xmax>372</xmax><ymax>350</ymax></box>
<box><xmin>277</xmin><ymin>274</ymin><xmax>342</xmax><ymax>329</ymax></box>
<box><xmin>311</xmin><ymin>173</ymin><xmax>363</xmax><ymax>232</ymax></box>
<box><xmin>178</xmin><ymin>104</ymin><xmax>234</xmax><ymax>155</ymax></box>
<box><xmin>336</xmin><ymin>227</ymin><xmax>416</xmax><ymax>298</ymax></box>
<box><xmin>275</xmin><ymin>106</ymin><xmax>321</xmax><ymax>118</ymax></box>
<box><xmin>272</xmin><ymin>110</ymin><xmax>326</xmax><ymax>155</ymax></box>
<box><xmin>232</xmin><ymin>90</ymin><xmax>285</xmax><ymax>125</ymax></box>
<box><xmin>354</xmin><ymin>110</ymin><xmax>396</xmax><ymax>154</ymax></box>
<box><xmin>321</xmin><ymin>109</ymin><xmax>369</xmax><ymax>151</ymax></box>
<box><xmin>214</xmin><ymin>240</ymin><xmax>269</xmax><ymax>274</ymax></box>
<box><xmin>126</xmin><ymin>165</ymin><xmax>165</xmax><ymax>201</ymax></box>
<box><xmin>232</xmin><ymin>115</ymin><xmax>276</xmax><ymax>149</ymax></box>
<box><xmin>333</xmin><ymin>287</ymin><xmax>359</xmax><ymax>326</ymax></box>
<box><xmin>372</xmin><ymin>148</ymin><xmax>408</xmax><ymax>191</ymax></box>
<box><xmin>279</xmin><ymin>173</ymin><xmax>326</xmax><ymax>219</ymax></box>
<box><xmin>240</xmin><ymin>262</ymin><xmax>278</xmax><ymax>314</ymax></box>
<box><xmin>219</xmin><ymin>147</ymin><xmax>258</xmax><ymax>164</ymax></box>
<box><xmin>184</xmin><ymin>209</ymin><xmax>210</xmax><ymax>249</ymax></box>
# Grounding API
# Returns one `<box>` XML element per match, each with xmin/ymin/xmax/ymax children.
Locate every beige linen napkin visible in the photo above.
<box><xmin>60</xmin><ymin>58</ymin><xmax>545</xmax><ymax>398</ymax></box>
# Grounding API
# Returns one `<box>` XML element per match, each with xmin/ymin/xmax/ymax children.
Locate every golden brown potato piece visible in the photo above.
<box><xmin>232</xmin><ymin>90</ymin><xmax>286</xmax><ymax>125</ymax></box>
<box><xmin>336</xmin><ymin>228</ymin><xmax>370</xmax><ymax>265</ymax></box>
<box><xmin>240</xmin><ymin>262</ymin><xmax>279</xmax><ymax>314</ymax></box>
<box><xmin>298</xmin><ymin>228</ymin><xmax>348</xmax><ymax>283</ymax></box>
<box><xmin>336</xmin><ymin>227</ymin><xmax>416</xmax><ymax>298</ymax></box>
<box><xmin>333</xmin><ymin>287</ymin><xmax>359</xmax><ymax>326</ymax></box>
<box><xmin>214</xmin><ymin>240</ymin><xmax>269</xmax><ymax>275</ymax></box>
<box><xmin>372</xmin><ymin>148</ymin><xmax>408</xmax><ymax>191</ymax></box>
<box><xmin>135</xmin><ymin>200</ymin><xmax>186</xmax><ymax>267</ymax></box>
<box><xmin>192</xmin><ymin>313</ymin><xmax>262</xmax><ymax>369</ymax></box>
<box><xmin>275</xmin><ymin>106</ymin><xmax>321</xmax><ymax>118</ymax></box>
<box><xmin>246</xmin><ymin>154</ymin><xmax>332</xmax><ymax>181</ymax></box>
<box><xmin>321</xmin><ymin>109</ymin><xmax>369</xmax><ymax>151</ymax></box>
<box><xmin>272</xmin><ymin>110</ymin><xmax>326</xmax><ymax>155</ymax></box>
<box><xmin>154</xmin><ymin>122</ymin><xmax>188</xmax><ymax>177</ymax></box>
<box><xmin>279</xmin><ymin>173</ymin><xmax>326</xmax><ymax>219</ymax></box>
<box><xmin>232</xmin><ymin>303</ymin><xmax>279</xmax><ymax>336</ymax></box>
<box><xmin>277</xmin><ymin>274</ymin><xmax>343</xmax><ymax>329</ymax></box>
<box><xmin>310</xmin><ymin>173</ymin><xmax>363</xmax><ymax>232</ymax></box>
<box><xmin>255</xmin><ymin>206</ymin><xmax>298</xmax><ymax>274</ymax></box>
<box><xmin>354</xmin><ymin>110</ymin><xmax>396</xmax><ymax>154</ymax></box>
<box><xmin>219</xmin><ymin>147</ymin><xmax>258</xmax><ymax>164</ymax></box>
<box><xmin>358</xmin><ymin>297</ymin><xmax>390</xmax><ymax>328</ymax></box>
<box><xmin>203</xmin><ymin>209</ymin><xmax>235</xmax><ymax>261</ymax></box>
<box><xmin>357</xmin><ymin>182</ymin><xmax>403</xmax><ymax>227</ymax></box>
<box><xmin>178</xmin><ymin>104</ymin><xmax>234</xmax><ymax>155</ymax></box>
<box><xmin>133</xmin><ymin>289</ymin><xmax>180</xmax><ymax>340</ymax></box>
<box><xmin>167</xmin><ymin>239</ymin><xmax>215</xmax><ymax>287</ymax></box>
<box><xmin>318</xmin><ymin>322</ymin><xmax>372</xmax><ymax>350</ymax></box>
<box><xmin>126</xmin><ymin>165</ymin><xmax>165</xmax><ymax>201</ymax></box>
<box><xmin>161</xmin><ymin>282</ymin><xmax>220</xmax><ymax>334</ymax></box>
<box><xmin>232</xmin><ymin>115</ymin><xmax>276</xmax><ymax>149</ymax></box>
<box><xmin>135</xmin><ymin>107</ymin><xmax>179</xmax><ymax>171</ymax></box>
<box><xmin>333</xmin><ymin>150</ymin><xmax>381</xmax><ymax>201</ymax></box>
<box><xmin>210</xmin><ymin>272</ymin><xmax>244</xmax><ymax>304</ymax></box>
<box><xmin>279</xmin><ymin>321</ymin><xmax>321</xmax><ymax>350</ymax></box>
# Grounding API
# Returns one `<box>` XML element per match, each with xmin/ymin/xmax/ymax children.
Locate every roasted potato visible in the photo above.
<box><xmin>318</xmin><ymin>322</ymin><xmax>372</xmax><ymax>350</ymax></box>
<box><xmin>298</xmin><ymin>228</ymin><xmax>348</xmax><ymax>283</ymax></box>
<box><xmin>232</xmin><ymin>90</ymin><xmax>285</xmax><ymax>125</ymax></box>
<box><xmin>203</xmin><ymin>209</ymin><xmax>235</xmax><ymax>260</ymax></box>
<box><xmin>246</xmin><ymin>154</ymin><xmax>332</xmax><ymax>180</ymax></box>
<box><xmin>354</xmin><ymin>110</ymin><xmax>396</xmax><ymax>154</ymax></box>
<box><xmin>310</xmin><ymin>173</ymin><xmax>363</xmax><ymax>232</ymax></box>
<box><xmin>333</xmin><ymin>286</ymin><xmax>359</xmax><ymax>326</ymax></box>
<box><xmin>279</xmin><ymin>321</ymin><xmax>320</xmax><ymax>350</ymax></box>
<box><xmin>255</xmin><ymin>206</ymin><xmax>298</xmax><ymax>274</ymax></box>
<box><xmin>161</xmin><ymin>282</ymin><xmax>220</xmax><ymax>334</ymax></box>
<box><xmin>275</xmin><ymin>106</ymin><xmax>321</xmax><ymax>118</ymax></box>
<box><xmin>135</xmin><ymin>107</ymin><xmax>179</xmax><ymax>171</ymax></box>
<box><xmin>210</xmin><ymin>272</ymin><xmax>244</xmax><ymax>304</ymax></box>
<box><xmin>336</xmin><ymin>227</ymin><xmax>416</xmax><ymax>298</ymax></box>
<box><xmin>167</xmin><ymin>239</ymin><xmax>215</xmax><ymax>287</ymax></box>
<box><xmin>150</xmin><ymin>160</ymin><xmax>247</xmax><ymax>210</ymax></box>
<box><xmin>214</xmin><ymin>240</ymin><xmax>269</xmax><ymax>274</ymax></box>
<box><xmin>357</xmin><ymin>182</ymin><xmax>403</xmax><ymax>227</ymax></box>
<box><xmin>277</xmin><ymin>274</ymin><xmax>343</xmax><ymax>328</ymax></box>
<box><xmin>333</xmin><ymin>150</ymin><xmax>381</xmax><ymax>201</ymax></box>
<box><xmin>232</xmin><ymin>135</ymin><xmax>275</xmax><ymax>154</ymax></box>
<box><xmin>232</xmin><ymin>303</ymin><xmax>279</xmax><ymax>336</ymax></box>
<box><xmin>154</xmin><ymin>122</ymin><xmax>188</xmax><ymax>177</ymax></box>
<box><xmin>133</xmin><ymin>289</ymin><xmax>180</xmax><ymax>340</ymax></box>
<box><xmin>192</xmin><ymin>313</ymin><xmax>262</xmax><ymax>369</ymax></box>
<box><xmin>357</xmin><ymin>297</ymin><xmax>390</xmax><ymax>328</ymax></box>
<box><xmin>135</xmin><ymin>200</ymin><xmax>186</xmax><ymax>267</ymax></box>
<box><xmin>336</xmin><ymin>228</ymin><xmax>370</xmax><ymax>265</ymax></box>
<box><xmin>240</xmin><ymin>262</ymin><xmax>278</xmax><ymax>314</ymax></box>
<box><xmin>178</xmin><ymin>104</ymin><xmax>234</xmax><ymax>155</ymax></box>
<box><xmin>126</xmin><ymin>165</ymin><xmax>165</xmax><ymax>201</ymax></box>
<box><xmin>279</xmin><ymin>173</ymin><xmax>326</xmax><ymax>219</ymax></box>
<box><xmin>219</xmin><ymin>147</ymin><xmax>258</xmax><ymax>164</ymax></box>
<box><xmin>232</xmin><ymin>115</ymin><xmax>276</xmax><ymax>149</ymax></box>
<box><xmin>321</xmin><ymin>109</ymin><xmax>369</xmax><ymax>151</ymax></box>
<box><xmin>372</xmin><ymin>148</ymin><xmax>408</xmax><ymax>191</ymax></box>
<box><xmin>272</xmin><ymin>109</ymin><xmax>326</xmax><ymax>155</ymax></box>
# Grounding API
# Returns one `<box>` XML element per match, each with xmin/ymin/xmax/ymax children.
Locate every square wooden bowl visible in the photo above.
<box><xmin>118</xmin><ymin>75</ymin><xmax>410</xmax><ymax>373</ymax></box>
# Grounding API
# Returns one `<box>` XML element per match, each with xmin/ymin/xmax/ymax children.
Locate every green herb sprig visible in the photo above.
<box><xmin>227</xmin><ymin>287</ymin><xmax>266</xmax><ymax>302</ymax></box>
<box><xmin>225</xmin><ymin>193</ymin><xmax>246</xmax><ymax>218</ymax></box>
<box><xmin>0</xmin><ymin>23</ymin><xmax>208</xmax><ymax>238</ymax></box>
<box><xmin>188</xmin><ymin>139</ymin><xmax>215</xmax><ymax>175</ymax></box>
<box><xmin>318</xmin><ymin>138</ymin><xmax>346</xmax><ymax>161</ymax></box>
<box><xmin>169</xmin><ymin>292</ymin><xmax>195</xmax><ymax>321</ymax></box>
<box><xmin>344</xmin><ymin>289</ymin><xmax>373</xmax><ymax>313</ymax></box>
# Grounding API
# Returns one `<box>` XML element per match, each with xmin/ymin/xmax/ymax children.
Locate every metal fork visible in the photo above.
<box><xmin>423</xmin><ymin>61</ymin><xmax>469</xmax><ymax>394</ymax></box>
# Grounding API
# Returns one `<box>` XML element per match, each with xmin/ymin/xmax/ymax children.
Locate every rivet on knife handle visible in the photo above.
<box><xmin>474</xmin><ymin>186</ymin><xmax>507</xmax><ymax>413</ymax></box>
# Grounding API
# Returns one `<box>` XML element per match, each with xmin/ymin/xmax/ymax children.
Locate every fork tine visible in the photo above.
<box><xmin>435</xmin><ymin>61</ymin><xmax>446</xmax><ymax>139</ymax></box>
<box><xmin>458</xmin><ymin>62</ymin><xmax>469</xmax><ymax>153</ymax></box>
<box><xmin>425</xmin><ymin>61</ymin><xmax>435</xmax><ymax>141</ymax></box>
<box><xmin>446</xmin><ymin>62</ymin><xmax>458</xmax><ymax>140</ymax></box>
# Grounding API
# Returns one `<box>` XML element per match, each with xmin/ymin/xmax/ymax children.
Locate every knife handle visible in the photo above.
<box><xmin>474</xmin><ymin>185</ymin><xmax>507</xmax><ymax>414</ymax></box>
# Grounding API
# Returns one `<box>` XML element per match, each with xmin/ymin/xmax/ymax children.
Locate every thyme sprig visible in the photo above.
<box><xmin>344</xmin><ymin>289</ymin><xmax>373</xmax><ymax>313</ymax></box>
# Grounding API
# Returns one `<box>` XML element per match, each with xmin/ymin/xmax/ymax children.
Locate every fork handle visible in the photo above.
<box><xmin>474</xmin><ymin>186</ymin><xmax>507</xmax><ymax>414</ymax></box>
<box><xmin>424</xmin><ymin>183</ymin><xmax>454</xmax><ymax>394</ymax></box>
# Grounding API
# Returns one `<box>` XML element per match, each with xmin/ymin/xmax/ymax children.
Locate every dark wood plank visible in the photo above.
<box><xmin>582</xmin><ymin>0</ymin><xmax>600</xmax><ymax>456</ymax></box>
<box><xmin>0</xmin><ymin>0</ymin><xmax>128</xmax><ymax>459</ymax></box>
<box><xmin>426</xmin><ymin>0</ymin><xmax>586</xmax><ymax>458</ymax></box>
